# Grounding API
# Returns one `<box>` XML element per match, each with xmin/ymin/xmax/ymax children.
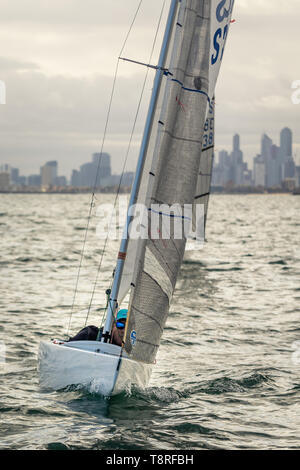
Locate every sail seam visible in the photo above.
<box><xmin>134</xmin><ymin>338</ymin><xmax>160</xmax><ymax>349</ymax></box>
<box><xmin>148</xmin><ymin>198</ymin><xmax>188</xmax><ymax>267</ymax></box>
<box><xmin>201</xmin><ymin>145</ymin><xmax>214</xmax><ymax>153</ymax></box>
<box><xmin>194</xmin><ymin>192</ymin><xmax>210</xmax><ymax>200</ymax></box>
<box><xmin>132</xmin><ymin>305</ymin><xmax>164</xmax><ymax>333</ymax></box>
<box><xmin>143</xmin><ymin>270</ymin><xmax>171</xmax><ymax>305</ymax></box>
<box><xmin>163</xmin><ymin>129</ymin><xmax>202</xmax><ymax>144</ymax></box>
<box><xmin>171</xmin><ymin>78</ymin><xmax>210</xmax><ymax>102</ymax></box>
<box><xmin>185</xmin><ymin>7</ymin><xmax>209</xmax><ymax>21</ymax></box>
<box><xmin>144</xmin><ymin>247</ymin><xmax>174</xmax><ymax>301</ymax></box>
<box><xmin>147</xmin><ymin>238</ymin><xmax>177</xmax><ymax>279</ymax></box>
<box><xmin>148</xmin><ymin>207</ymin><xmax>191</xmax><ymax>220</ymax></box>
<box><xmin>171</xmin><ymin>67</ymin><xmax>208</xmax><ymax>81</ymax></box>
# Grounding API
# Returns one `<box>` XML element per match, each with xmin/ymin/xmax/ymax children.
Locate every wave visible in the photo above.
<box><xmin>186</xmin><ymin>372</ymin><xmax>273</xmax><ymax>396</ymax></box>
<box><xmin>269</xmin><ymin>260</ymin><xmax>287</xmax><ymax>265</ymax></box>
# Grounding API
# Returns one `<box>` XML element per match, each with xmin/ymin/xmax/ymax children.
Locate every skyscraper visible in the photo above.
<box><xmin>10</xmin><ymin>168</ymin><xmax>19</xmax><ymax>184</ymax></box>
<box><xmin>75</xmin><ymin>153</ymin><xmax>112</xmax><ymax>187</ymax></box>
<box><xmin>92</xmin><ymin>153</ymin><xmax>111</xmax><ymax>180</ymax></box>
<box><xmin>280</xmin><ymin>128</ymin><xmax>292</xmax><ymax>161</ymax></box>
<box><xmin>231</xmin><ymin>134</ymin><xmax>244</xmax><ymax>185</ymax></box>
<box><xmin>28</xmin><ymin>174</ymin><xmax>41</xmax><ymax>186</ymax></box>
<box><xmin>71</xmin><ymin>169</ymin><xmax>80</xmax><ymax>187</ymax></box>
<box><xmin>0</xmin><ymin>172</ymin><xmax>10</xmax><ymax>190</ymax></box>
<box><xmin>218</xmin><ymin>150</ymin><xmax>233</xmax><ymax>186</ymax></box>
<box><xmin>233</xmin><ymin>134</ymin><xmax>240</xmax><ymax>153</ymax></box>
<box><xmin>270</xmin><ymin>144</ymin><xmax>281</xmax><ymax>187</ymax></box>
<box><xmin>280</xmin><ymin>128</ymin><xmax>295</xmax><ymax>180</ymax></box>
<box><xmin>253</xmin><ymin>154</ymin><xmax>265</xmax><ymax>187</ymax></box>
<box><xmin>41</xmin><ymin>161</ymin><xmax>58</xmax><ymax>186</ymax></box>
<box><xmin>261</xmin><ymin>134</ymin><xmax>274</xmax><ymax>187</ymax></box>
<box><xmin>79</xmin><ymin>161</ymin><xmax>95</xmax><ymax>187</ymax></box>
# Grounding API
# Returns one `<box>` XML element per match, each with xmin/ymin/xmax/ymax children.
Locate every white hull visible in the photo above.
<box><xmin>38</xmin><ymin>340</ymin><xmax>153</xmax><ymax>396</ymax></box>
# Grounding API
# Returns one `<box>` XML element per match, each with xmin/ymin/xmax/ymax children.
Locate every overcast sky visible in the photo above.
<box><xmin>0</xmin><ymin>0</ymin><xmax>299</xmax><ymax>178</ymax></box>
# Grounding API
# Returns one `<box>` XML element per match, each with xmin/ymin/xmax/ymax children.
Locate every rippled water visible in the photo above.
<box><xmin>0</xmin><ymin>194</ymin><xmax>299</xmax><ymax>450</ymax></box>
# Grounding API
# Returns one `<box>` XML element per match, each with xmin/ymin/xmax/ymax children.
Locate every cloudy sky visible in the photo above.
<box><xmin>0</xmin><ymin>0</ymin><xmax>299</xmax><ymax>179</ymax></box>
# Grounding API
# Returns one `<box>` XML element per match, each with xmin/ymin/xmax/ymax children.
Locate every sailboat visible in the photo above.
<box><xmin>38</xmin><ymin>0</ymin><xmax>234</xmax><ymax>396</ymax></box>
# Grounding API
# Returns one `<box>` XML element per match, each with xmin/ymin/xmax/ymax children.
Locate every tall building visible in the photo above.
<box><xmin>0</xmin><ymin>172</ymin><xmax>10</xmax><ymax>190</ymax></box>
<box><xmin>0</xmin><ymin>164</ymin><xmax>10</xmax><ymax>173</ymax></box>
<box><xmin>71</xmin><ymin>169</ymin><xmax>80</xmax><ymax>187</ymax></box>
<box><xmin>280</xmin><ymin>127</ymin><xmax>292</xmax><ymax>161</ymax></box>
<box><xmin>253</xmin><ymin>155</ymin><xmax>265</xmax><ymax>187</ymax></box>
<box><xmin>280</xmin><ymin>127</ymin><xmax>295</xmax><ymax>181</ymax></box>
<box><xmin>79</xmin><ymin>161</ymin><xmax>95</xmax><ymax>187</ymax></box>
<box><xmin>283</xmin><ymin>158</ymin><xmax>296</xmax><ymax>179</ymax></box>
<box><xmin>28</xmin><ymin>174</ymin><xmax>41</xmax><ymax>187</ymax></box>
<box><xmin>10</xmin><ymin>168</ymin><xmax>19</xmax><ymax>184</ymax></box>
<box><xmin>233</xmin><ymin>134</ymin><xmax>240</xmax><ymax>153</ymax></box>
<box><xmin>93</xmin><ymin>153</ymin><xmax>111</xmax><ymax>179</ymax></box>
<box><xmin>41</xmin><ymin>161</ymin><xmax>58</xmax><ymax>186</ymax></box>
<box><xmin>212</xmin><ymin>136</ymin><xmax>252</xmax><ymax>188</ymax></box>
<box><xmin>295</xmin><ymin>166</ymin><xmax>300</xmax><ymax>188</ymax></box>
<box><xmin>0</xmin><ymin>165</ymin><xmax>28</xmax><ymax>186</ymax></box>
<box><xmin>73</xmin><ymin>153</ymin><xmax>112</xmax><ymax>187</ymax></box>
<box><xmin>218</xmin><ymin>150</ymin><xmax>233</xmax><ymax>186</ymax></box>
<box><xmin>121</xmin><ymin>172</ymin><xmax>134</xmax><ymax>187</ymax></box>
<box><xmin>268</xmin><ymin>144</ymin><xmax>281</xmax><ymax>187</ymax></box>
<box><xmin>54</xmin><ymin>176</ymin><xmax>67</xmax><ymax>187</ymax></box>
<box><xmin>261</xmin><ymin>134</ymin><xmax>278</xmax><ymax>188</ymax></box>
<box><xmin>230</xmin><ymin>134</ymin><xmax>245</xmax><ymax>185</ymax></box>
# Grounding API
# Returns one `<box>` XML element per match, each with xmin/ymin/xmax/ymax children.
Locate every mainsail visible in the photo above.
<box><xmin>119</xmin><ymin>0</ymin><xmax>233</xmax><ymax>363</ymax></box>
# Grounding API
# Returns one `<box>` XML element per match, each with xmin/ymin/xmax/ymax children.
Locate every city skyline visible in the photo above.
<box><xmin>1</xmin><ymin>126</ymin><xmax>300</xmax><ymax>192</ymax></box>
<box><xmin>0</xmin><ymin>1</ymin><xmax>300</xmax><ymax>177</ymax></box>
<box><xmin>212</xmin><ymin>126</ymin><xmax>300</xmax><ymax>191</ymax></box>
<box><xmin>1</xmin><ymin>119</ymin><xmax>300</xmax><ymax>177</ymax></box>
<box><xmin>0</xmin><ymin>152</ymin><xmax>135</xmax><ymax>189</ymax></box>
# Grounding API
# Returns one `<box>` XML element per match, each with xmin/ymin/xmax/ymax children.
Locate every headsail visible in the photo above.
<box><xmin>121</xmin><ymin>0</ymin><xmax>233</xmax><ymax>363</ymax></box>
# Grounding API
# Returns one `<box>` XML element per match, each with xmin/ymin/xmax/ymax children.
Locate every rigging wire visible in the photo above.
<box><xmin>84</xmin><ymin>0</ymin><xmax>168</xmax><ymax>329</ymax></box>
<box><xmin>66</xmin><ymin>0</ymin><xmax>144</xmax><ymax>338</ymax></box>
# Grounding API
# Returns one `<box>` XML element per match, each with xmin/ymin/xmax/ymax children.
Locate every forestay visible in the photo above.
<box><xmin>122</xmin><ymin>0</ymin><xmax>233</xmax><ymax>363</ymax></box>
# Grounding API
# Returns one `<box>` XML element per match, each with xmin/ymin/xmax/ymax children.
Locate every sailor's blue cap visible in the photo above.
<box><xmin>116</xmin><ymin>309</ymin><xmax>128</xmax><ymax>321</ymax></box>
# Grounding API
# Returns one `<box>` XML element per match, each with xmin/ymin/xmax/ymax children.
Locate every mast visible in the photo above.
<box><xmin>101</xmin><ymin>0</ymin><xmax>179</xmax><ymax>342</ymax></box>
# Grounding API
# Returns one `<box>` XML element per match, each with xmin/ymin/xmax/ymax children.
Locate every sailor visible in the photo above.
<box><xmin>110</xmin><ymin>309</ymin><xmax>128</xmax><ymax>347</ymax></box>
<box><xmin>68</xmin><ymin>324</ymin><xmax>99</xmax><ymax>342</ymax></box>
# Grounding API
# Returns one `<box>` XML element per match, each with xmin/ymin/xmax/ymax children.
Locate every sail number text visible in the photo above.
<box><xmin>202</xmin><ymin>118</ymin><xmax>214</xmax><ymax>149</ymax></box>
<box><xmin>211</xmin><ymin>0</ymin><xmax>234</xmax><ymax>65</ymax></box>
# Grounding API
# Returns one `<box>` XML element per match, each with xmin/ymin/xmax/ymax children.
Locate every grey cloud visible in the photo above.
<box><xmin>0</xmin><ymin>0</ymin><xmax>299</xmax><ymax>177</ymax></box>
<box><xmin>0</xmin><ymin>0</ymin><xmax>164</xmax><ymax>28</ymax></box>
<box><xmin>0</xmin><ymin>58</ymin><xmax>152</xmax><ymax>177</ymax></box>
<box><xmin>0</xmin><ymin>57</ymin><xmax>39</xmax><ymax>72</ymax></box>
